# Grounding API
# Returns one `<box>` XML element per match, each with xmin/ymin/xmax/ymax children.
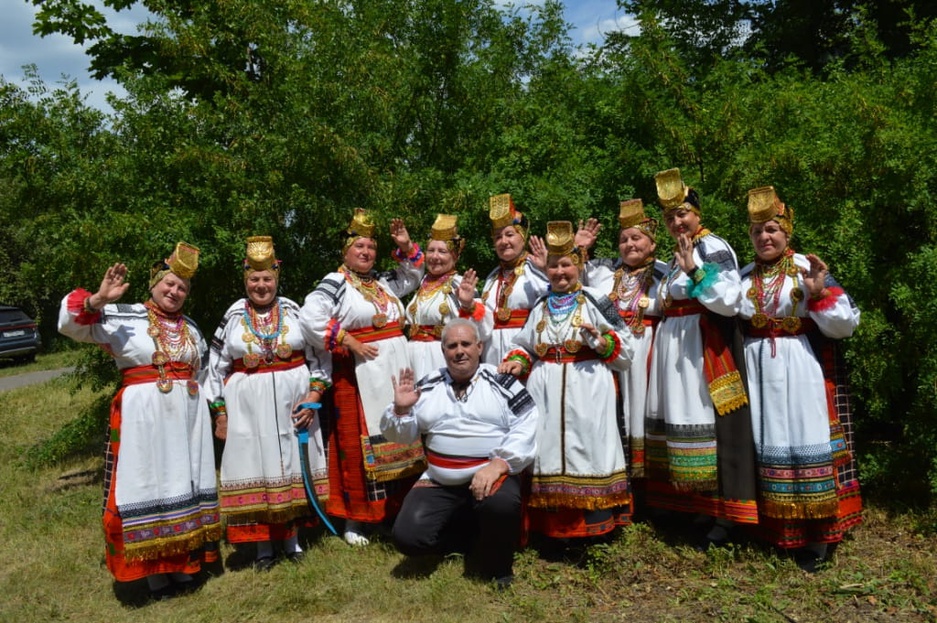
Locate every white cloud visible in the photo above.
<box><xmin>577</xmin><ymin>13</ymin><xmax>641</xmax><ymax>45</ymax></box>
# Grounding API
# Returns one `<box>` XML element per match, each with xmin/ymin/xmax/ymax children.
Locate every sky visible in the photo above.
<box><xmin>0</xmin><ymin>1</ymin><xmax>638</xmax><ymax>115</ymax></box>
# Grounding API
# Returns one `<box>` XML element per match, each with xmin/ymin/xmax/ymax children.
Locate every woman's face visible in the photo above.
<box><xmin>546</xmin><ymin>255</ymin><xmax>581</xmax><ymax>293</ymax></box>
<box><xmin>344</xmin><ymin>237</ymin><xmax>378</xmax><ymax>273</ymax></box>
<box><xmin>492</xmin><ymin>226</ymin><xmax>525</xmax><ymax>263</ymax></box>
<box><xmin>245</xmin><ymin>270</ymin><xmax>278</xmax><ymax>307</ymax></box>
<box><xmin>619</xmin><ymin>227</ymin><xmax>656</xmax><ymax>268</ymax></box>
<box><xmin>150</xmin><ymin>273</ymin><xmax>190</xmax><ymax>314</ymax></box>
<box><xmin>426</xmin><ymin>240</ymin><xmax>456</xmax><ymax>277</ymax></box>
<box><xmin>750</xmin><ymin>220</ymin><xmax>789</xmax><ymax>263</ymax></box>
<box><xmin>665</xmin><ymin>207</ymin><xmax>701</xmax><ymax>239</ymax></box>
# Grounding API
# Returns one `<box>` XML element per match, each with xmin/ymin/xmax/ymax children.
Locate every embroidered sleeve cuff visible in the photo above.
<box><xmin>66</xmin><ymin>288</ymin><xmax>102</xmax><ymax>326</ymax></box>
<box><xmin>392</xmin><ymin>243</ymin><xmax>424</xmax><ymax>267</ymax></box>
<box><xmin>685</xmin><ymin>262</ymin><xmax>719</xmax><ymax>299</ymax></box>
<box><xmin>504</xmin><ymin>350</ymin><xmax>532</xmax><ymax>376</ymax></box>
<box><xmin>325</xmin><ymin>318</ymin><xmax>345</xmax><ymax>352</ymax></box>
<box><xmin>209</xmin><ymin>400</ymin><xmax>227</xmax><ymax>419</ymax></box>
<box><xmin>807</xmin><ymin>286</ymin><xmax>843</xmax><ymax>312</ymax></box>
<box><xmin>598</xmin><ymin>332</ymin><xmax>622</xmax><ymax>363</ymax></box>
<box><xmin>458</xmin><ymin>301</ymin><xmax>486</xmax><ymax>322</ymax></box>
<box><xmin>309</xmin><ymin>378</ymin><xmax>331</xmax><ymax>394</ymax></box>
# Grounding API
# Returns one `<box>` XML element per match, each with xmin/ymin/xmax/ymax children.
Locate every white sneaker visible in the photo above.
<box><xmin>343</xmin><ymin>520</ymin><xmax>370</xmax><ymax>546</ymax></box>
<box><xmin>344</xmin><ymin>530</ymin><xmax>370</xmax><ymax>546</ymax></box>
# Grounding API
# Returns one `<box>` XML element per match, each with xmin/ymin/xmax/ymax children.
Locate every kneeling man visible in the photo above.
<box><xmin>381</xmin><ymin>319</ymin><xmax>538</xmax><ymax>586</ymax></box>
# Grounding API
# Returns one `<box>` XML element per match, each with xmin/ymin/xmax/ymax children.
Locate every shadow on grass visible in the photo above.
<box><xmin>111</xmin><ymin>568</ymin><xmax>215</xmax><ymax>609</ymax></box>
<box><xmin>391</xmin><ymin>554</ymin><xmax>444</xmax><ymax>579</ymax></box>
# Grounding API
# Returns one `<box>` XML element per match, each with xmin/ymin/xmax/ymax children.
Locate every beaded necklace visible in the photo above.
<box><xmin>488</xmin><ymin>252</ymin><xmax>527</xmax><ymax>323</ymax></box>
<box><xmin>535</xmin><ymin>284</ymin><xmax>585</xmax><ymax>356</ymax></box>
<box><xmin>407</xmin><ymin>271</ymin><xmax>456</xmax><ymax>338</ymax></box>
<box><xmin>241</xmin><ymin>299</ymin><xmax>292</xmax><ymax>367</ymax></box>
<box><xmin>609</xmin><ymin>258</ymin><xmax>655</xmax><ymax>335</ymax></box>
<box><xmin>342</xmin><ymin>265</ymin><xmax>393</xmax><ymax>328</ymax></box>
<box><xmin>410</xmin><ymin>270</ymin><xmax>456</xmax><ymax>316</ymax></box>
<box><xmin>748</xmin><ymin>247</ymin><xmax>803</xmax><ymax>331</ymax></box>
<box><xmin>145</xmin><ymin>300</ymin><xmax>198</xmax><ymax>395</ymax></box>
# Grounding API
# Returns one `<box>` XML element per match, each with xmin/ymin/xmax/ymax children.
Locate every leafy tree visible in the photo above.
<box><xmin>9</xmin><ymin>0</ymin><xmax>937</xmax><ymax>507</ymax></box>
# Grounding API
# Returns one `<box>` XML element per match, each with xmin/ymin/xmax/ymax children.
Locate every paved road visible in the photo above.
<box><xmin>0</xmin><ymin>367</ymin><xmax>74</xmax><ymax>392</ymax></box>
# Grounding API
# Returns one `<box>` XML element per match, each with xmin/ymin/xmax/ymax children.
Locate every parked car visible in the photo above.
<box><xmin>0</xmin><ymin>305</ymin><xmax>41</xmax><ymax>364</ymax></box>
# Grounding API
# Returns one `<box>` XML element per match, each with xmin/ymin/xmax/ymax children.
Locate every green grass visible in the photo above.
<box><xmin>2</xmin><ymin>375</ymin><xmax>936</xmax><ymax>622</ymax></box>
<box><xmin>0</xmin><ymin>350</ymin><xmax>78</xmax><ymax>379</ymax></box>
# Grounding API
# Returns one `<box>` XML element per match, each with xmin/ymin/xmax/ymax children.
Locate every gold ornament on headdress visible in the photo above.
<box><xmin>545</xmin><ymin>221</ymin><xmax>584</xmax><ymax>266</ymax></box>
<box><xmin>343</xmin><ymin>208</ymin><xmax>377</xmax><ymax>254</ymax></box>
<box><xmin>654</xmin><ymin>169</ymin><xmax>700</xmax><ymax>214</ymax></box>
<box><xmin>347</xmin><ymin>208</ymin><xmax>376</xmax><ymax>238</ymax></box>
<box><xmin>149</xmin><ymin>241</ymin><xmax>200</xmax><ymax>289</ymax></box>
<box><xmin>429</xmin><ymin>213</ymin><xmax>465</xmax><ymax>255</ymax></box>
<box><xmin>244</xmin><ymin>236</ymin><xmax>279</xmax><ymax>273</ymax></box>
<box><xmin>655</xmin><ymin>168</ymin><xmax>690</xmax><ymax>212</ymax></box>
<box><xmin>489</xmin><ymin>193</ymin><xmax>526</xmax><ymax>237</ymax></box>
<box><xmin>747</xmin><ymin>186</ymin><xmax>793</xmax><ymax>235</ymax></box>
<box><xmin>619</xmin><ymin>199</ymin><xmax>658</xmax><ymax>241</ymax></box>
<box><xmin>430</xmin><ymin>214</ymin><xmax>458</xmax><ymax>241</ymax></box>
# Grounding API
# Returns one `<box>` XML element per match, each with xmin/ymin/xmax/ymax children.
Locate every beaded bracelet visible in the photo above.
<box><xmin>209</xmin><ymin>400</ymin><xmax>228</xmax><ymax>419</ymax></box>
<box><xmin>599</xmin><ymin>332</ymin><xmax>623</xmax><ymax>363</ymax></box>
<box><xmin>309</xmin><ymin>378</ymin><xmax>330</xmax><ymax>394</ymax></box>
<box><xmin>506</xmin><ymin>352</ymin><xmax>531</xmax><ymax>376</ymax></box>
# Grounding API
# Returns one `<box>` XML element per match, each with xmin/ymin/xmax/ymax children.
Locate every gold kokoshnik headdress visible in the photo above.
<box><xmin>545</xmin><ymin>221</ymin><xmax>585</xmax><ymax>267</ymax></box>
<box><xmin>429</xmin><ymin>214</ymin><xmax>465</xmax><ymax>255</ymax></box>
<box><xmin>655</xmin><ymin>168</ymin><xmax>701</xmax><ymax>216</ymax></box>
<box><xmin>342</xmin><ymin>208</ymin><xmax>377</xmax><ymax>254</ymax></box>
<box><xmin>149</xmin><ymin>241</ymin><xmax>200</xmax><ymax>289</ymax></box>
<box><xmin>489</xmin><ymin>194</ymin><xmax>529</xmax><ymax>238</ymax></box>
<box><xmin>747</xmin><ymin>186</ymin><xmax>793</xmax><ymax>235</ymax></box>
<box><xmin>619</xmin><ymin>198</ymin><xmax>658</xmax><ymax>241</ymax></box>
<box><xmin>243</xmin><ymin>235</ymin><xmax>281</xmax><ymax>278</ymax></box>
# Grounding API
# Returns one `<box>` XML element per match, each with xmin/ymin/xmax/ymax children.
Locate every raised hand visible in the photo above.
<box><xmin>528</xmin><ymin>235</ymin><xmax>547</xmax><ymax>270</ymax></box>
<box><xmin>457</xmin><ymin>268</ymin><xmax>479</xmax><ymax>308</ymax></box>
<box><xmin>90</xmin><ymin>263</ymin><xmax>130</xmax><ymax>309</ymax></box>
<box><xmin>389</xmin><ymin>218</ymin><xmax>413</xmax><ymax>254</ymax></box>
<box><xmin>574</xmin><ymin>218</ymin><xmax>602</xmax><ymax>251</ymax></box>
<box><xmin>803</xmin><ymin>253</ymin><xmax>830</xmax><ymax>298</ymax></box>
<box><xmin>675</xmin><ymin>233</ymin><xmax>696</xmax><ymax>274</ymax></box>
<box><xmin>391</xmin><ymin>367</ymin><xmax>420</xmax><ymax>414</ymax></box>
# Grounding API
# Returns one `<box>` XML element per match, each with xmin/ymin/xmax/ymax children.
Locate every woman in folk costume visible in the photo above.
<box><xmin>644</xmin><ymin>168</ymin><xmax>758</xmax><ymax>546</ymax></box>
<box><xmin>300</xmin><ymin>209</ymin><xmax>425</xmax><ymax>546</ymax></box>
<box><xmin>500</xmin><ymin>221</ymin><xmax>636</xmax><ymax>539</ymax></box>
<box><xmin>739</xmin><ymin>186</ymin><xmax>862</xmax><ymax>570</ymax></box>
<box><xmin>58</xmin><ymin>243</ymin><xmax>221</xmax><ymax>598</ymax></box>
<box><xmin>404</xmin><ymin>214</ymin><xmax>492</xmax><ymax>380</ymax></box>
<box><xmin>580</xmin><ymin>200</ymin><xmax>668</xmax><ymax>485</ymax></box>
<box><xmin>481</xmin><ymin>194</ymin><xmax>550</xmax><ymax>365</ymax></box>
<box><xmin>206</xmin><ymin>236</ymin><xmax>328</xmax><ymax>570</ymax></box>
